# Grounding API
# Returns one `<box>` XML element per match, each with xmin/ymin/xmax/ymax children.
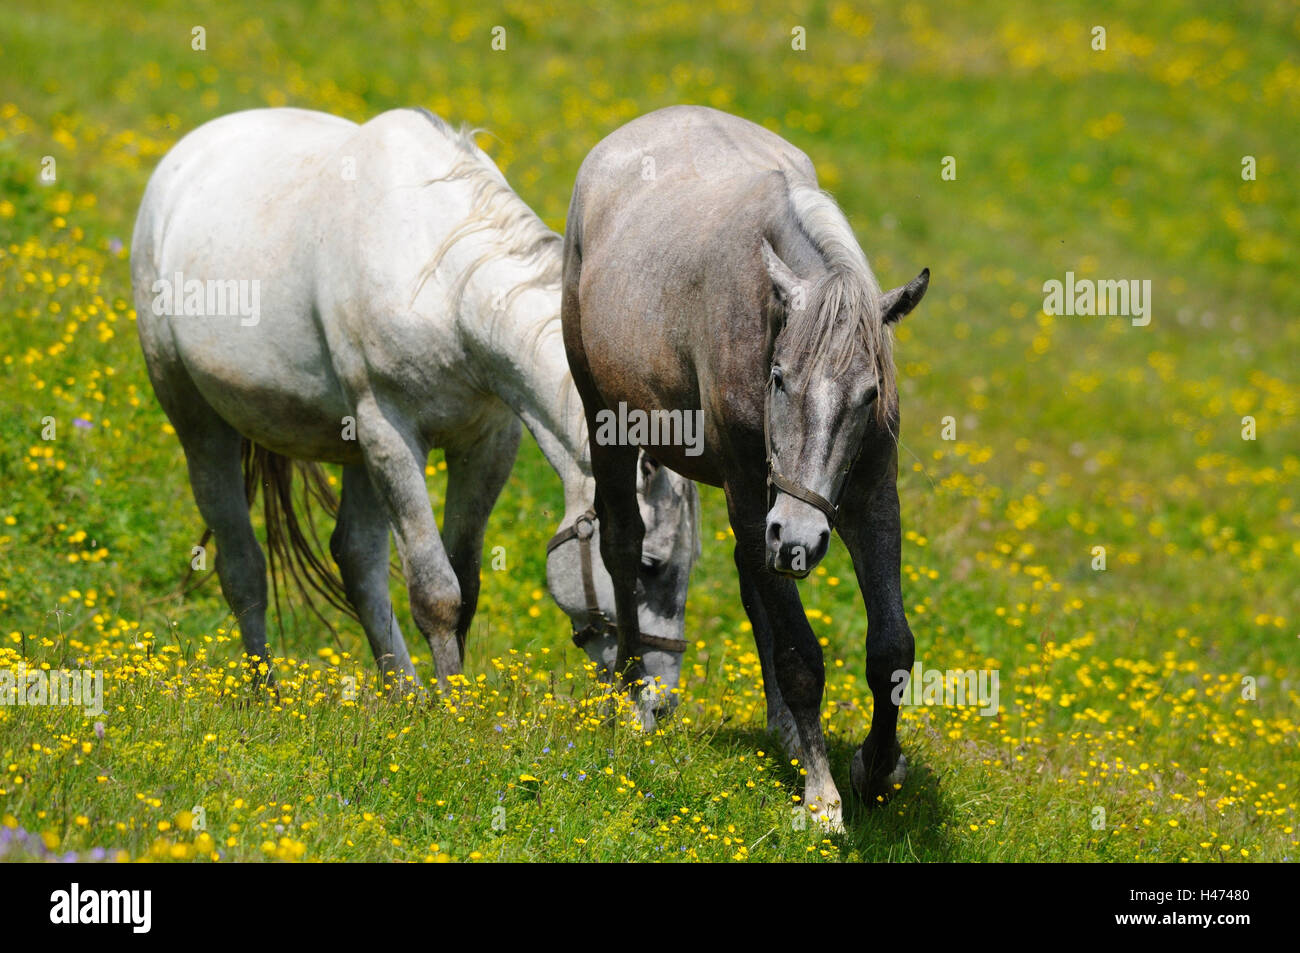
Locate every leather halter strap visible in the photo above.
<box><xmin>545</xmin><ymin>509</ymin><xmax>688</xmax><ymax>655</ymax></box>
<box><xmin>763</xmin><ymin>376</ymin><xmax>840</xmax><ymax>527</ymax></box>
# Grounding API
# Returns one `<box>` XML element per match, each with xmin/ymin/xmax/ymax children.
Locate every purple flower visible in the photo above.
<box><xmin>0</xmin><ymin>824</ymin><xmax>122</xmax><ymax>862</ymax></box>
<box><xmin>94</xmin><ymin>721</ymin><xmax>105</xmax><ymax>739</ymax></box>
<box><xmin>73</xmin><ymin>417</ymin><xmax>92</xmax><ymax>430</ymax></box>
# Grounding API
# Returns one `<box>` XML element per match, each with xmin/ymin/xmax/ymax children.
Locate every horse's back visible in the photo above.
<box><xmin>570</xmin><ymin>105</ymin><xmax>813</xmax><ymax>316</ymax></box>
<box><xmin>571</xmin><ymin>105</ymin><xmax>814</xmax><ymax>251</ymax></box>
<box><xmin>133</xmin><ymin>108</ymin><xmax>355</xmax><ymax>287</ymax></box>
<box><xmin>134</xmin><ymin>107</ymin><xmax>537</xmax><ymax>460</ymax></box>
<box><xmin>563</xmin><ymin>107</ymin><xmax>815</xmax><ymax>483</ymax></box>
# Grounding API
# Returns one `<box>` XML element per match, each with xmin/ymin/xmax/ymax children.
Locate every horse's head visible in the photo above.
<box><xmin>761</xmin><ymin>239</ymin><xmax>928</xmax><ymax>577</ymax></box>
<box><xmin>546</xmin><ymin>450</ymin><xmax>699</xmax><ymax>723</ymax></box>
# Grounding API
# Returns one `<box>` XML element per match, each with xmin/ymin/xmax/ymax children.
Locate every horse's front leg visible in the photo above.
<box><xmin>352</xmin><ymin>396</ymin><xmax>463</xmax><ymax>687</ymax></box>
<box><xmin>731</xmin><ymin>488</ymin><xmax>843</xmax><ymax>831</ymax></box>
<box><xmin>836</xmin><ymin>450</ymin><xmax>912</xmax><ymax>804</ymax></box>
<box><xmin>725</xmin><ymin>482</ymin><xmax>800</xmax><ymax>759</ymax></box>
<box><xmin>442</xmin><ymin>419</ymin><xmax>522</xmax><ymax>660</ymax></box>
<box><xmin>589</xmin><ymin>441</ymin><xmax>650</xmax><ymax>698</ymax></box>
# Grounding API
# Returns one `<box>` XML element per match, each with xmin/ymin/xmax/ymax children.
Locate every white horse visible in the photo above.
<box><xmin>131</xmin><ymin>107</ymin><xmax>698</xmax><ymax>720</ymax></box>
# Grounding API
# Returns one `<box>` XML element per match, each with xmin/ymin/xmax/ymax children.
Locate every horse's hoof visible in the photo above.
<box><xmin>808</xmin><ymin>799</ymin><xmax>845</xmax><ymax>834</ymax></box>
<box><xmin>632</xmin><ymin>699</ymin><xmax>658</xmax><ymax>733</ymax></box>
<box><xmin>851</xmin><ymin>746</ymin><xmax>906</xmax><ymax>805</ymax></box>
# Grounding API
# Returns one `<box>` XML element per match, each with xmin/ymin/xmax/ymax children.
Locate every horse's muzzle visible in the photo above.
<box><xmin>765</xmin><ymin>502</ymin><xmax>830</xmax><ymax>576</ymax></box>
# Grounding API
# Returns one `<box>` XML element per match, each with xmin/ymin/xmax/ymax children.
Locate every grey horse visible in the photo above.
<box><xmin>132</xmin><ymin>107</ymin><xmax>698</xmax><ymax>715</ymax></box>
<box><xmin>561</xmin><ymin>105</ymin><xmax>929</xmax><ymax>826</ymax></box>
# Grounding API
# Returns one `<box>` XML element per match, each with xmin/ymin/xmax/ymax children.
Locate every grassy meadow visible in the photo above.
<box><xmin>0</xmin><ymin>0</ymin><xmax>1296</xmax><ymax>862</ymax></box>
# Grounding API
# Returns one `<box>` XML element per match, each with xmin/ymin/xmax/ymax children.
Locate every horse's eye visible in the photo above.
<box><xmin>771</xmin><ymin>366</ymin><xmax>784</xmax><ymax>391</ymax></box>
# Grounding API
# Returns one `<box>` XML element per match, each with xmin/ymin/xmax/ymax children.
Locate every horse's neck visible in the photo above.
<box><xmin>460</xmin><ymin>275</ymin><xmax>595</xmax><ymax>516</ymax></box>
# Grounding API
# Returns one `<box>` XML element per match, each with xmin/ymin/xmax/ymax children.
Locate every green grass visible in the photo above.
<box><xmin>0</xmin><ymin>0</ymin><xmax>1295</xmax><ymax>861</ymax></box>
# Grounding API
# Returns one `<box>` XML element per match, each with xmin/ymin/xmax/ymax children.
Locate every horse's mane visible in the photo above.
<box><xmin>778</xmin><ymin>182</ymin><xmax>897</xmax><ymax>425</ymax></box>
<box><xmin>409</xmin><ymin>108</ymin><xmax>562</xmax><ymax>321</ymax></box>
<box><xmin>407</xmin><ymin>108</ymin><xmax>583</xmax><ymax>450</ymax></box>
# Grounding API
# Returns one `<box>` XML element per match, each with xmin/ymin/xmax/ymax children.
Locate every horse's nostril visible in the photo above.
<box><xmin>767</xmin><ymin>521</ymin><xmax>783</xmax><ymax>545</ymax></box>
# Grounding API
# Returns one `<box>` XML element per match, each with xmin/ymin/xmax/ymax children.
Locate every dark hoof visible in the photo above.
<box><xmin>851</xmin><ymin>736</ymin><xmax>907</xmax><ymax>806</ymax></box>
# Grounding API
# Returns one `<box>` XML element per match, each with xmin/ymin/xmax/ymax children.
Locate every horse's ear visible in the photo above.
<box><xmin>761</xmin><ymin>240</ymin><xmax>801</xmax><ymax>310</ymax></box>
<box><xmin>880</xmin><ymin>268</ymin><xmax>929</xmax><ymax>324</ymax></box>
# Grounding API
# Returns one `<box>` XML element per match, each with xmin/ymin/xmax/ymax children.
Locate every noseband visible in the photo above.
<box><xmin>763</xmin><ymin>374</ymin><xmax>840</xmax><ymax>527</ymax></box>
<box><xmin>545</xmin><ymin>508</ymin><xmax>688</xmax><ymax>655</ymax></box>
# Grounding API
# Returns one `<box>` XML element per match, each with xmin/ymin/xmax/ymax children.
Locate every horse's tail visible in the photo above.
<box><xmin>177</xmin><ymin>442</ymin><xmax>364</xmax><ymax>633</ymax></box>
<box><xmin>240</xmin><ymin>440</ymin><xmax>360</xmax><ymax>633</ymax></box>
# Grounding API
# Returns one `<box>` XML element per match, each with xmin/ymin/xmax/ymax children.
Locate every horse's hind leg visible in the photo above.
<box><xmin>174</xmin><ymin>413</ymin><xmax>272</xmax><ymax>687</ymax></box>
<box><xmin>441</xmin><ymin>420</ymin><xmax>521</xmax><ymax>659</ymax></box>
<box><xmin>140</xmin><ymin>316</ymin><xmax>273</xmax><ymax>686</ymax></box>
<box><xmin>330</xmin><ymin>465</ymin><xmax>419</xmax><ymax>692</ymax></box>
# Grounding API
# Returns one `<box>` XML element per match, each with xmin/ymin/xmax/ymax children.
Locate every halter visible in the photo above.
<box><xmin>545</xmin><ymin>508</ymin><xmax>688</xmax><ymax>655</ymax></box>
<box><xmin>763</xmin><ymin>373</ymin><xmax>840</xmax><ymax>527</ymax></box>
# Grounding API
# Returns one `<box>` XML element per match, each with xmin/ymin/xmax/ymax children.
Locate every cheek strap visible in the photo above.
<box><xmin>764</xmin><ymin>379</ymin><xmax>840</xmax><ymax>528</ymax></box>
<box><xmin>547</xmin><ymin>509</ymin><xmax>687</xmax><ymax>654</ymax></box>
